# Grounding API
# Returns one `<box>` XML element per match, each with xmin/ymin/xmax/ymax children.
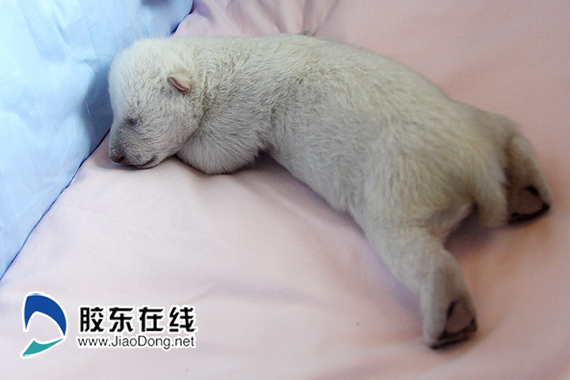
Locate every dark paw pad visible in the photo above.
<box><xmin>509</xmin><ymin>186</ymin><xmax>551</xmax><ymax>223</ymax></box>
<box><xmin>510</xmin><ymin>202</ymin><xmax>550</xmax><ymax>223</ymax></box>
<box><xmin>430</xmin><ymin>302</ymin><xmax>478</xmax><ymax>349</ymax></box>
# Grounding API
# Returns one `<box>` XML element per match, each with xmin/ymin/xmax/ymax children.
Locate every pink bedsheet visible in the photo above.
<box><xmin>2</xmin><ymin>1</ymin><xmax>569</xmax><ymax>379</ymax></box>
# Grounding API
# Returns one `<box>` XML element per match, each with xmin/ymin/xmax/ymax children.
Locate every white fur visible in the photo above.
<box><xmin>108</xmin><ymin>34</ymin><xmax>553</xmax><ymax>348</ymax></box>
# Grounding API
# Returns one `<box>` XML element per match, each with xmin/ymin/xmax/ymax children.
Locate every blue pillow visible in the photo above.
<box><xmin>0</xmin><ymin>0</ymin><xmax>193</xmax><ymax>278</ymax></box>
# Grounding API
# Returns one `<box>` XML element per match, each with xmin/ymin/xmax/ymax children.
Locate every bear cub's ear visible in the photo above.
<box><xmin>167</xmin><ymin>74</ymin><xmax>192</xmax><ymax>93</ymax></box>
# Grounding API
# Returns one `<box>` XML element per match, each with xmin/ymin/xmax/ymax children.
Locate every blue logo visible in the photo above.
<box><xmin>21</xmin><ymin>293</ymin><xmax>67</xmax><ymax>358</ymax></box>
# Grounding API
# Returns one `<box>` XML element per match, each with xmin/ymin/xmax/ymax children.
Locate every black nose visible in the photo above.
<box><xmin>110</xmin><ymin>144</ymin><xmax>127</xmax><ymax>164</ymax></box>
<box><xmin>112</xmin><ymin>155</ymin><xmax>125</xmax><ymax>164</ymax></box>
<box><xmin>110</xmin><ymin>149</ymin><xmax>129</xmax><ymax>164</ymax></box>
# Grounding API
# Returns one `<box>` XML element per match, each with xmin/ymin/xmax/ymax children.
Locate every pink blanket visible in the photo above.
<box><xmin>2</xmin><ymin>1</ymin><xmax>569</xmax><ymax>378</ymax></box>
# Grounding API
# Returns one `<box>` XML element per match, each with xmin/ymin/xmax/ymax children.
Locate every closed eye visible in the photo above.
<box><xmin>125</xmin><ymin>117</ymin><xmax>137</xmax><ymax>127</ymax></box>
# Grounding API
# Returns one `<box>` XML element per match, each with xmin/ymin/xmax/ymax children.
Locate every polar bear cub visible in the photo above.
<box><xmin>108</xmin><ymin>34</ymin><xmax>552</xmax><ymax>348</ymax></box>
